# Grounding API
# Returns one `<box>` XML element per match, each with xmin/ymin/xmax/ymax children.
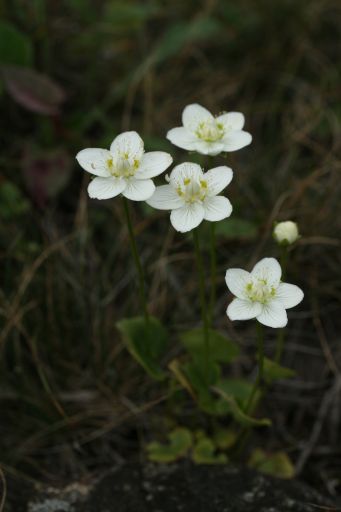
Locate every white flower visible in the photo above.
<box><xmin>225</xmin><ymin>257</ymin><xmax>303</xmax><ymax>328</ymax></box>
<box><xmin>166</xmin><ymin>103</ymin><xmax>252</xmax><ymax>156</ymax></box>
<box><xmin>273</xmin><ymin>221</ymin><xmax>299</xmax><ymax>245</ymax></box>
<box><xmin>76</xmin><ymin>131</ymin><xmax>173</xmax><ymax>201</ymax></box>
<box><xmin>146</xmin><ymin>162</ymin><xmax>233</xmax><ymax>233</ymax></box>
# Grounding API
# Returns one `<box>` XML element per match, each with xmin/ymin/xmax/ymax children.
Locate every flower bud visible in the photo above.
<box><xmin>273</xmin><ymin>221</ymin><xmax>299</xmax><ymax>245</ymax></box>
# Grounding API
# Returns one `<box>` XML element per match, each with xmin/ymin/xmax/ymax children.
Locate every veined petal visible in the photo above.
<box><xmin>122</xmin><ymin>178</ymin><xmax>155</xmax><ymax>201</ymax></box>
<box><xmin>227</xmin><ymin>298</ymin><xmax>262</xmax><ymax>321</ymax></box>
<box><xmin>276</xmin><ymin>283</ymin><xmax>304</xmax><ymax>309</ymax></box>
<box><xmin>221</xmin><ymin>130</ymin><xmax>252</xmax><ymax>152</ymax></box>
<box><xmin>170</xmin><ymin>203</ymin><xmax>204</xmax><ymax>233</ymax></box>
<box><xmin>166</xmin><ymin>127</ymin><xmax>198</xmax><ymax>151</ymax></box>
<box><xmin>169</xmin><ymin>162</ymin><xmax>204</xmax><ymax>189</ymax></box>
<box><xmin>76</xmin><ymin>148</ymin><xmax>112</xmax><ymax>177</ymax></box>
<box><xmin>203</xmin><ymin>196</ymin><xmax>232</xmax><ymax>221</ymax></box>
<box><xmin>146</xmin><ymin>185</ymin><xmax>184</xmax><ymax>210</ymax></box>
<box><xmin>204</xmin><ymin>166</ymin><xmax>233</xmax><ymax>196</ymax></box>
<box><xmin>182</xmin><ymin>103</ymin><xmax>213</xmax><ymax>132</ymax></box>
<box><xmin>136</xmin><ymin>151</ymin><xmax>173</xmax><ymax>179</ymax></box>
<box><xmin>193</xmin><ymin>140</ymin><xmax>224</xmax><ymax>156</ymax></box>
<box><xmin>252</xmin><ymin>258</ymin><xmax>282</xmax><ymax>287</ymax></box>
<box><xmin>88</xmin><ymin>176</ymin><xmax>126</xmax><ymax>200</ymax></box>
<box><xmin>216</xmin><ymin>112</ymin><xmax>245</xmax><ymax>131</ymax></box>
<box><xmin>110</xmin><ymin>131</ymin><xmax>144</xmax><ymax>160</ymax></box>
<box><xmin>225</xmin><ymin>268</ymin><xmax>251</xmax><ymax>299</ymax></box>
<box><xmin>257</xmin><ymin>301</ymin><xmax>288</xmax><ymax>328</ymax></box>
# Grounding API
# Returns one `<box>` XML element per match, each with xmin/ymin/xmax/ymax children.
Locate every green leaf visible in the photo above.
<box><xmin>248</xmin><ymin>449</ymin><xmax>295</xmax><ymax>479</ymax></box>
<box><xmin>192</xmin><ymin>437</ymin><xmax>228</xmax><ymax>465</ymax></box>
<box><xmin>213</xmin><ymin>429</ymin><xmax>238</xmax><ymax>450</ymax></box>
<box><xmin>215</xmin><ymin>218</ymin><xmax>258</xmax><ymax>240</ymax></box>
<box><xmin>0</xmin><ymin>181</ymin><xmax>30</xmax><ymax>220</ymax></box>
<box><xmin>180</xmin><ymin>328</ymin><xmax>240</xmax><ymax>364</ymax></box>
<box><xmin>154</xmin><ymin>18</ymin><xmax>221</xmax><ymax>63</ymax></box>
<box><xmin>117</xmin><ymin>316</ymin><xmax>168</xmax><ymax>380</ymax></box>
<box><xmin>263</xmin><ymin>357</ymin><xmax>296</xmax><ymax>384</ymax></box>
<box><xmin>0</xmin><ymin>22</ymin><xmax>33</xmax><ymax>67</ymax></box>
<box><xmin>212</xmin><ymin>385</ymin><xmax>271</xmax><ymax>427</ymax></box>
<box><xmin>147</xmin><ymin>428</ymin><xmax>192</xmax><ymax>463</ymax></box>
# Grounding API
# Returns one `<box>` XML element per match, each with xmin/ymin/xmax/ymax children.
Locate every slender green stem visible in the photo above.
<box><xmin>209</xmin><ymin>222</ymin><xmax>217</xmax><ymax>325</ymax></box>
<box><xmin>245</xmin><ymin>322</ymin><xmax>265</xmax><ymax>415</ymax></box>
<box><xmin>192</xmin><ymin>228</ymin><xmax>210</xmax><ymax>382</ymax></box>
<box><xmin>122</xmin><ymin>197</ymin><xmax>149</xmax><ymax>323</ymax></box>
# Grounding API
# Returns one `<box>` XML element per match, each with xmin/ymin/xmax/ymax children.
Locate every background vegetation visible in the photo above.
<box><xmin>0</xmin><ymin>0</ymin><xmax>340</xmax><ymax>502</ymax></box>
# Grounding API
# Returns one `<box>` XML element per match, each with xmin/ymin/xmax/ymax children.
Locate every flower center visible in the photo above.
<box><xmin>195</xmin><ymin>119</ymin><xmax>225</xmax><ymax>142</ymax></box>
<box><xmin>245</xmin><ymin>279</ymin><xmax>277</xmax><ymax>304</ymax></box>
<box><xmin>107</xmin><ymin>154</ymin><xmax>140</xmax><ymax>178</ymax></box>
<box><xmin>176</xmin><ymin>177</ymin><xmax>208</xmax><ymax>204</ymax></box>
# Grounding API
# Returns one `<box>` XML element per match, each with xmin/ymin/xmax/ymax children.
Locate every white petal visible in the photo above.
<box><xmin>276</xmin><ymin>283</ymin><xmax>304</xmax><ymax>309</ymax></box>
<box><xmin>76</xmin><ymin>148</ymin><xmax>112</xmax><ymax>177</ymax></box>
<box><xmin>88</xmin><ymin>176</ymin><xmax>126</xmax><ymax>200</ymax></box>
<box><xmin>169</xmin><ymin>162</ymin><xmax>203</xmax><ymax>189</ymax></box>
<box><xmin>216</xmin><ymin>112</ymin><xmax>245</xmax><ymax>131</ymax></box>
<box><xmin>193</xmin><ymin>140</ymin><xmax>224</xmax><ymax>156</ymax></box>
<box><xmin>252</xmin><ymin>258</ymin><xmax>282</xmax><ymax>287</ymax></box>
<box><xmin>221</xmin><ymin>130</ymin><xmax>252</xmax><ymax>152</ymax></box>
<box><xmin>146</xmin><ymin>185</ymin><xmax>184</xmax><ymax>210</ymax></box>
<box><xmin>110</xmin><ymin>131</ymin><xmax>144</xmax><ymax>160</ymax></box>
<box><xmin>257</xmin><ymin>302</ymin><xmax>288</xmax><ymax>328</ymax></box>
<box><xmin>166</xmin><ymin>127</ymin><xmax>198</xmax><ymax>151</ymax></box>
<box><xmin>122</xmin><ymin>179</ymin><xmax>155</xmax><ymax>201</ymax></box>
<box><xmin>182</xmin><ymin>103</ymin><xmax>213</xmax><ymax>132</ymax></box>
<box><xmin>135</xmin><ymin>151</ymin><xmax>173</xmax><ymax>179</ymax></box>
<box><xmin>204</xmin><ymin>166</ymin><xmax>233</xmax><ymax>196</ymax></box>
<box><xmin>225</xmin><ymin>268</ymin><xmax>251</xmax><ymax>299</ymax></box>
<box><xmin>170</xmin><ymin>203</ymin><xmax>204</xmax><ymax>233</ymax></box>
<box><xmin>203</xmin><ymin>196</ymin><xmax>232</xmax><ymax>221</ymax></box>
<box><xmin>227</xmin><ymin>298</ymin><xmax>262</xmax><ymax>321</ymax></box>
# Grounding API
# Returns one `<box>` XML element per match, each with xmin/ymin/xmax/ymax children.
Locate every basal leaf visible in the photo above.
<box><xmin>147</xmin><ymin>427</ymin><xmax>192</xmax><ymax>463</ymax></box>
<box><xmin>180</xmin><ymin>328</ymin><xmax>240</xmax><ymax>364</ymax></box>
<box><xmin>192</xmin><ymin>437</ymin><xmax>228</xmax><ymax>465</ymax></box>
<box><xmin>248</xmin><ymin>449</ymin><xmax>295</xmax><ymax>479</ymax></box>
<box><xmin>263</xmin><ymin>357</ymin><xmax>296</xmax><ymax>384</ymax></box>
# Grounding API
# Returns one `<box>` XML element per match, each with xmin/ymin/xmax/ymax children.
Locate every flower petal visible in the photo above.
<box><xmin>169</xmin><ymin>162</ymin><xmax>204</xmax><ymax>189</ymax></box>
<box><xmin>221</xmin><ymin>130</ymin><xmax>252</xmax><ymax>152</ymax></box>
<box><xmin>204</xmin><ymin>166</ymin><xmax>233</xmax><ymax>195</ymax></box>
<box><xmin>227</xmin><ymin>298</ymin><xmax>262</xmax><ymax>321</ymax></box>
<box><xmin>257</xmin><ymin>302</ymin><xmax>288</xmax><ymax>328</ymax></box>
<box><xmin>216</xmin><ymin>112</ymin><xmax>245</xmax><ymax>131</ymax></box>
<box><xmin>276</xmin><ymin>283</ymin><xmax>304</xmax><ymax>309</ymax></box>
<box><xmin>170</xmin><ymin>203</ymin><xmax>204</xmax><ymax>233</ymax></box>
<box><xmin>88</xmin><ymin>176</ymin><xmax>126</xmax><ymax>200</ymax></box>
<box><xmin>146</xmin><ymin>185</ymin><xmax>184</xmax><ymax>210</ymax></box>
<box><xmin>225</xmin><ymin>268</ymin><xmax>251</xmax><ymax>299</ymax></box>
<box><xmin>182</xmin><ymin>103</ymin><xmax>213</xmax><ymax>131</ymax></box>
<box><xmin>203</xmin><ymin>196</ymin><xmax>232</xmax><ymax>221</ymax></box>
<box><xmin>193</xmin><ymin>140</ymin><xmax>224</xmax><ymax>156</ymax></box>
<box><xmin>76</xmin><ymin>148</ymin><xmax>112</xmax><ymax>177</ymax></box>
<box><xmin>166</xmin><ymin>127</ymin><xmax>198</xmax><ymax>151</ymax></box>
<box><xmin>251</xmin><ymin>258</ymin><xmax>282</xmax><ymax>287</ymax></box>
<box><xmin>122</xmin><ymin>178</ymin><xmax>155</xmax><ymax>201</ymax></box>
<box><xmin>110</xmin><ymin>131</ymin><xmax>144</xmax><ymax>160</ymax></box>
<box><xmin>136</xmin><ymin>152</ymin><xmax>173</xmax><ymax>179</ymax></box>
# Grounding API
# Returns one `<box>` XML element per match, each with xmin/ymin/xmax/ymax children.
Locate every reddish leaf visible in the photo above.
<box><xmin>2</xmin><ymin>66</ymin><xmax>65</xmax><ymax>115</ymax></box>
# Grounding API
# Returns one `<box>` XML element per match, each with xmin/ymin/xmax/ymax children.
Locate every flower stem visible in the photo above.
<box><xmin>245</xmin><ymin>322</ymin><xmax>265</xmax><ymax>415</ymax></box>
<box><xmin>193</xmin><ymin>228</ymin><xmax>210</xmax><ymax>382</ymax></box>
<box><xmin>209</xmin><ymin>222</ymin><xmax>217</xmax><ymax>325</ymax></box>
<box><xmin>122</xmin><ymin>197</ymin><xmax>149</xmax><ymax>323</ymax></box>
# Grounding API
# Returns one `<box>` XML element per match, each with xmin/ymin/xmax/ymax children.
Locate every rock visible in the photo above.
<box><xmin>16</xmin><ymin>463</ymin><xmax>336</xmax><ymax>512</ymax></box>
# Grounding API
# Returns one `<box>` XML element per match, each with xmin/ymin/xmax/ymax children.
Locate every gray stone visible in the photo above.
<box><xmin>14</xmin><ymin>463</ymin><xmax>337</xmax><ymax>512</ymax></box>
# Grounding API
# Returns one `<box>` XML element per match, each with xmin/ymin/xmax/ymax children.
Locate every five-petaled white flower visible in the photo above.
<box><xmin>76</xmin><ymin>131</ymin><xmax>173</xmax><ymax>201</ymax></box>
<box><xmin>225</xmin><ymin>257</ymin><xmax>303</xmax><ymax>328</ymax></box>
<box><xmin>166</xmin><ymin>103</ymin><xmax>252</xmax><ymax>156</ymax></box>
<box><xmin>146</xmin><ymin>162</ymin><xmax>233</xmax><ymax>233</ymax></box>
